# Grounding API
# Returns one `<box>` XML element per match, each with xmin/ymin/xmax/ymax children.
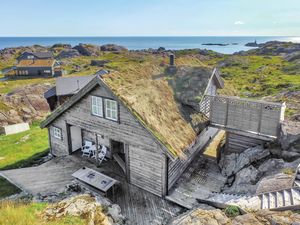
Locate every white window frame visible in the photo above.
<box><xmin>105</xmin><ymin>99</ymin><xmax>118</xmax><ymax>121</ymax></box>
<box><xmin>91</xmin><ymin>96</ymin><xmax>103</xmax><ymax>117</ymax></box>
<box><xmin>53</xmin><ymin>126</ymin><xmax>62</xmax><ymax>139</ymax></box>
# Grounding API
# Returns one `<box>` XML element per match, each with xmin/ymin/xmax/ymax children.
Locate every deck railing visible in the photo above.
<box><xmin>200</xmin><ymin>95</ymin><xmax>286</xmax><ymax>138</ymax></box>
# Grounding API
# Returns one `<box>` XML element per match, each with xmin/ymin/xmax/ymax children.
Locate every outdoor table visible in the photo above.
<box><xmin>72</xmin><ymin>167</ymin><xmax>119</xmax><ymax>197</ymax></box>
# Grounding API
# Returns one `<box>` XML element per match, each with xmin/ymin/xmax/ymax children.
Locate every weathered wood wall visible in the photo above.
<box><xmin>168</xmin><ymin>127</ymin><xmax>219</xmax><ymax>190</ymax></box>
<box><xmin>225</xmin><ymin>131</ymin><xmax>266</xmax><ymax>154</ymax></box>
<box><xmin>48</xmin><ymin>84</ymin><xmax>167</xmax><ymax>196</ymax></box>
<box><xmin>200</xmin><ymin>95</ymin><xmax>285</xmax><ymax>138</ymax></box>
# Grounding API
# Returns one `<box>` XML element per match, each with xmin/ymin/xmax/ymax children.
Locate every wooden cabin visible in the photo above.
<box><xmin>41</xmin><ymin>67</ymin><xmax>224</xmax><ymax>197</ymax></box>
<box><xmin>14</xmin><ymin>51</ymin><xmax>62</xmax><ymax>77</ymax></box>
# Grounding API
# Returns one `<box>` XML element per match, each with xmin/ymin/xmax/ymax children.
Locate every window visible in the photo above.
<box><xmin>44</xmin><ymin>70</ymin><xmax>51</xmax><ymax>73</ymax></box>
<box><xmin>105</xmin><ymin>99</ymin><xmax>118</xmax><ymax>121</ymax></box>
<box><xmin>91</xmin><ymin>96</ymin><xmax>103</xmax><ymax>117</ymax></box>
<box><xmin>27</xmin><ymin>55</ymin><xmax>34</xmax><ymax>59</ymax></box>
<box><xmin>53</xmin><ymin>126</ymin><xmax>62</xmax><ymax>139</ymax></box>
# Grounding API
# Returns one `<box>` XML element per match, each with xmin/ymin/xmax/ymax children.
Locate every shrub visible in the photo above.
<box><xmin>224</xmin><ymin>205</ymin><xmax>240</xmax><ymax>217</ymax></box>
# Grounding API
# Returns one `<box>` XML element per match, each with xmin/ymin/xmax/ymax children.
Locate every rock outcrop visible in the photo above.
<box><xmin>41</xmin><ymin>194</ymin><xmax>125</xmax><ymax>225</ymax></box>
<box><xmin>57</xmin><ymin>48</ymin><xmax>81</xmax><ymax>58</ymax></box>
<box><xmin>100</xmin><ymin>44</ymin><xmax>127</xmax><ymax>52</ymax></box>
<box><xmin>73</xmin><ymin>43</ymin><xmax>101</xmax><ymax>56</ymax></box>
<box><xmin>0</xmin><ymin>84</ymin><xmax>51</xmax><ymax>126</ymax></box>
<box><xmin>169</xmin><ymin>208</ymin><xmax>300</xmax><ymax>225</ymax></box>
<box><xmin>219</xmin><ymin>145</ymin><xmax>270</xmax><ymax>177</ymax></box>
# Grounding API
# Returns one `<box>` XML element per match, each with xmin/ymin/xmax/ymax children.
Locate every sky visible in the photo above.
<box><xmin>0</xmin><ymin>0</ymin><xmax>299</xmax><ymax>36</ymax></box>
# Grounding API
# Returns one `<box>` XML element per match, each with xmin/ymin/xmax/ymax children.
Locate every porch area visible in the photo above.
<box><xmin>0</xmin><ymin>154</ymin><xmax>182</xmax><ymax>225</ymax></box>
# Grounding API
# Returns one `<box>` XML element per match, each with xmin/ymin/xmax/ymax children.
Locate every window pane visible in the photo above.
<box><xmin>91</xmin><ymin>96</ymin><xmax>103</xmax><ymax>117</ymax></box>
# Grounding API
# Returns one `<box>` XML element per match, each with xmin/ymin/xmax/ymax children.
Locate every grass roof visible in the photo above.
<box><xmin>103</xmin><ymin>63</ymin><xmax>197</xmax><ymax>157</ymax></box>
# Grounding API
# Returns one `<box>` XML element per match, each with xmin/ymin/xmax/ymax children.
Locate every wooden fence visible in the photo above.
<box><xmin>200</xmin><ymin>95</ymin><xmax>285</xmax><ymax>138</ymax></box>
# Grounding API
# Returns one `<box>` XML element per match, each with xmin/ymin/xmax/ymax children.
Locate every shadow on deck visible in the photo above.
<box><xmin>166</xmin><ymin>155</ymin><xmax>226</xmax><ymax>209</ymax></box>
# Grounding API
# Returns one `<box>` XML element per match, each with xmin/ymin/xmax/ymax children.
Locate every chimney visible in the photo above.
<box><xmin>169</xmin><ymin>54</ymin><xmax>175</xmax><ymax>66</ymax></box>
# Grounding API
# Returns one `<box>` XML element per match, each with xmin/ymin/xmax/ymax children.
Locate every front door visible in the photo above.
<box><xmin>70</xmin><ymin>126</ymin><xmax>82</xmax><ymax>152</ymax></box>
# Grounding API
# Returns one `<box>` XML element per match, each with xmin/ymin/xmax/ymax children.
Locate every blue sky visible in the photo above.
<box><xmin>0</xmin><ymin>0</ymin><xmax>299</xmax><ymax>36</ymax></box>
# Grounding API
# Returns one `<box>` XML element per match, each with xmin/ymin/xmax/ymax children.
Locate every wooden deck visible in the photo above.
<box><xmin>1</xmin><ymin>154</ymin><xmax>183</xmax><ymax>225</ymax></box>
<box><xmin>166</xmin><ymin>155</ymin><xmax>227</xmax><ymax>209</ymax></box>
<box><xmin>71</xmin><ymin>153</ymin><xmax>184</xmax><ymax>225</ymax></box>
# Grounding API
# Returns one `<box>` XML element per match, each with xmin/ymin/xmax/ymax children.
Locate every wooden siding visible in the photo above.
<box><xmin>201</xmin><ymin>95</ymin><xmax>285</xmax><ymax>138</ymax></box>
<box><xmin>225</xmin><ymin>131</ymin><xmax>266</xmax><ymax>154</ymax></box>
<box><xmin>48</xmin><ymin>84</ymin><xmax>166</xmax><ymax>196</ymax></box>
<box><xmin>129</xmin><ymin>146</ymin><xmax>164</xmax><ymax>196</ymax></box>
<box><xmin>168</xmin><ymin>127</ymin><xmax>219</xmax><ymax>189</ymax></box>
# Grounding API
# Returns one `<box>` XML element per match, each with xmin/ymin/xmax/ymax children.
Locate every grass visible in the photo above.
<box><xmin>282</xmin><ymin>168</ymin><xmax>295</xmax><ymax>176</ymax></box>
<box><xmin>0</xmin><ymin>201</ymin><xmax>85</xmax><ymax>225</ymax></box>
<box><xmin>212</xmin><ymin>55</ymin><xmax>300</xmax><ymax>98</ymax></box>
<box><xmin>0</xmin><ymin>122</ymin><xmax>49</xmax><ymax>170</ymax></box>
<box><xmin>0</xmin><ymin>176</ymin><xmax>21</xmax><ymax>198</ymax></box>
<box><xmin>0</xmin><ymin>77</ymin><xmax>55</xmax><ymax>94</ymax></box>
<box><xmin>224</xmin><ymin>205</ymin><xmax>241</xmax><ymax>218</ymax></box>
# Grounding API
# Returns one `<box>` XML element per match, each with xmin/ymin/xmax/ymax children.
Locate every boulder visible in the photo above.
<box><xmin>73</xmin><ymin>43</ymin><xmax>101</xmax><ymax>56</ymax></box>
<box><xmin>41</xmin><ymin>194</ymin><xmax>117</xmax><ymax>225</ymax></box>
<box><xmin>219</xmin><ymin>153</ymin><xmax>238</xmax><ymax>176</ymax></box>
<box><xmin>224</xmin><ymin>166</ymin><xmax>259</xmax><ymax>194</ymax></box>
<box><xmin>90</xmin><ymin>60</ymin><xmax>110</xmax><ymax>67</ymax></box>
<box><xmin>219</xmin><ymin>146</ymin><xmax>270</xmax><ymax>176</ymax></box>
<box><xmin>258</xmin><ymin>158</ymin><xmax>285</xmax><ymax>175</ymax></box>
<box><xmin>232</xmin><ymin>213</ymin><xmax>262</xmax><ymax>225</ymax></box>
<box><xmin>51</xmin><ymin>43</ymin><xmax>72</xmax><ymax>49</ymax></box>
<box><xmin>100</xmin><ymin>44</ymin><xmax>128</xmax><ymax>52</ymax></box>
<box><xmin>281</xmin><ymin>150</ymin><xmax>300</xmax><ymax>162</ymax></box>
<box><xmin>170</xmin><ymin>208</ymin><xmax>300</xmax><ymax>225</ymax></box>
<box><xmin>57</xmin><ymin>49</ymin><xmax>81</xmax><ymax>58</ymax></box>
<box><xmin>279</xmin><ymin>121</ymin><xmax>300</xmax><ymax>151</ymax></box>
<box><xmin>169</xmin><ymin>209</ymin><xmax>229</xmax><ymax>225</ymax></box>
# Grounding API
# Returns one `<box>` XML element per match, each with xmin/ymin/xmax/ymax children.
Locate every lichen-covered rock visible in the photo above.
<box><xmin>0</xmin><ymin>84</ymin><xmax>51</xmax><ymax>126</ymax></box>
<box><xmin>169</xmin><ymin>209</ymin><xmax>229</xmax><ymax>225</ymax></box>
<box><xmin>41</xmin><ymin>194</ymin><xmax>125</xmax><ymax>225</ymax></box>
<box><xmin>169</xmin><ymin>208</ymin><xmax>300</xmax><ymax>225</ymax></box>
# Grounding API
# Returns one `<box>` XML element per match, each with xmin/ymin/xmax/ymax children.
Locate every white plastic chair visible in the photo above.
<box><xmin>81</xmin><ymin>141</ymin><xmax>93</xmax><ymax>157</ymax></box>
<box><xmin>92</xmin><ymin>145</ymin><xmax>107</xmax><ymax>164</ymax></box>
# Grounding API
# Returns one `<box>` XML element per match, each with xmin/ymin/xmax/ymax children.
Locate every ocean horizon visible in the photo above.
<box><xmin>0</xmin><ymin>36</ymin><xmax>300</xmax><ymax>54</ymax></box>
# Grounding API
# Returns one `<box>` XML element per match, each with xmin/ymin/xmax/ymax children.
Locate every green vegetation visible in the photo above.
<box><xmin>224</xmin><ymin>205</ymin><xmax>241</xmax><ymax>218</ymax></box>
<box><xmin>0</xmin><ymin>122</ymin><xmax>49</xmax><ymax>170</ymax></box>
<box><xmin>0</xmin><ymin>201</ymin><xmax>85</xmax><ymax>225</ymax></box>
<box><xmin>0</xmin><ymin>176</ymin><xmax>21</xmax><ymax>198</ymax></box>
<box><xmin>206</xmin><ymin>55</ymin><xmax>300</xmax><ymax>98</ymax></box>
<box><xmin>282</xmin><ymin>168</ymin><xmax>295</xmax><ymax>176</ymax></box>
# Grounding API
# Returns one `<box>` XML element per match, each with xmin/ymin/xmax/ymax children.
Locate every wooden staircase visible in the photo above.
<box><xmin>259</xmin><ymin>187</ymin><xmax>300</xmax><ymax>210</ymax></box>
<box><xmin>294</xmin><ymin>166</ymin><xmax>300</xmax><ymax>187</ymax></box>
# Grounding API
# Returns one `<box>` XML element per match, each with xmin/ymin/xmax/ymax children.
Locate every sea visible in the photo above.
<box><xmin>0</xmin><ymin>36</ymin><xmax>300</xmax><ymax>54</ymax></box>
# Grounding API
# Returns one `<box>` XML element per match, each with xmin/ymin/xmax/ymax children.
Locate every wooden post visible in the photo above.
<box><xmin>258</xmin><ymin>103</ymin><xmax>263</xmax><ymax>135</ymax></box>
<box><xmin>225</xmin><ymin>98</ymin><xmax>229</xmax><ymax>127</ymax></box>
<box><xmin>95</xmin><ymin>133</ymin><xmax>99</xmax><ymax>164</ymax></box>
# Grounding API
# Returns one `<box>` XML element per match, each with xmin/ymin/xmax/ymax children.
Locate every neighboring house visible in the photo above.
<box><xmin>14</xmin><ymin>51</ymin><xmax>62</xmax><ymax>77</ymax></box>
<box><xmin>17</xmin><ymin>51</ymin><xmax>53</xmax><ymax>62</ymax></box>
<box><xmin>41</xmin><ymin>67</ymin><xmax>224</xmax><ymax>197</ymax></box>
<box><xmin>44</xmin><ymin>71</ymin><xmax>108</xmax><ymax>111</ymax></box>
